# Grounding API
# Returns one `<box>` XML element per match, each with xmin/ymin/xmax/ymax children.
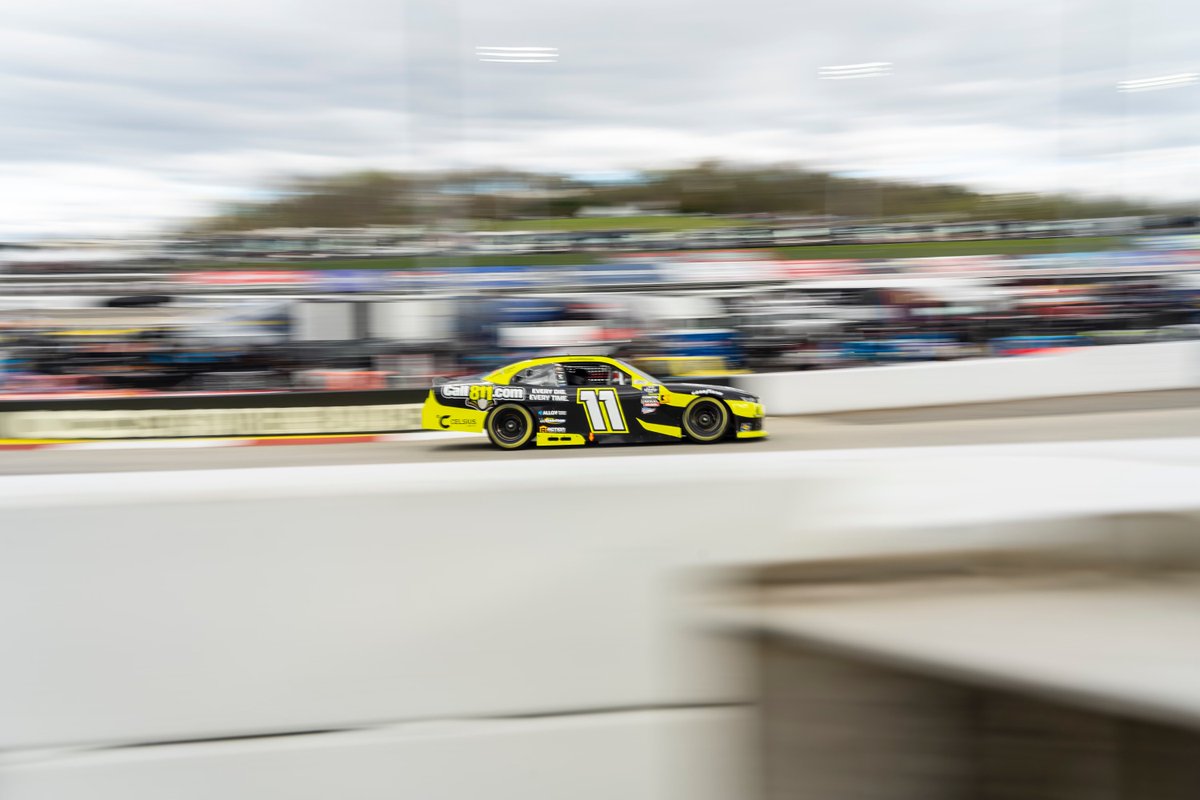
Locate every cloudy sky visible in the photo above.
<box><xmin>0</xmin><ymin>0</ymin><xmax>1196</xmax><ymax>236</ymax></box>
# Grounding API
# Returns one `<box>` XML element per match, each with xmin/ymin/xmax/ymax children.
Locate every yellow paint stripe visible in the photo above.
<box><xmin>636</xmin><ymin>418</ymin><xmax>683</xmax><ymax>438</ymax></box>
<box><xmin>658</xmin><ymin>391</ymin><xmax>693</xmax><ymax>409</ymax></box>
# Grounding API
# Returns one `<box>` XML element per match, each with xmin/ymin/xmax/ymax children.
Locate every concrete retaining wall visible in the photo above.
<box><xmin>731</xmin><ymin>341</ymin><xmax>1200</xmax><ymax>415</ymax></box>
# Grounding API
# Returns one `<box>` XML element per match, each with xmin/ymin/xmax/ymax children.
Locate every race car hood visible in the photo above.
<box><xmin>660</xmin><ymin>382</ymin><xmax>758</xmax><ymax>402</ymax></box>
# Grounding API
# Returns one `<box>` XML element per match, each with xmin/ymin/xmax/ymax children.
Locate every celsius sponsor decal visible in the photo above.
<box><xmin>438</xmin><ymin>415</ymin><xmax>476</xmax><ymax>429</ymax></box>
<box><xmin>690</xmin><ymin>388</ymin><xmax>724</xmax><ymax>396</ymax></box>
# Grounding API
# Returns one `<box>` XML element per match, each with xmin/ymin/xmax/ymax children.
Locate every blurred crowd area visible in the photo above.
<box><xmin>2</xmin><ymin>228</ymin><xmax>1199</xmax><ymax>396</ymax></box>
<box><xmin>3</xmin><ymin>213</ymin><xmax>1196</xmax><ymax>280</ymax></box>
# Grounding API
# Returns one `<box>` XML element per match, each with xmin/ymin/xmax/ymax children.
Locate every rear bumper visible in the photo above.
<box><xmin>421</xmin><ymin>393</ymin><xmax>486</xmax><ymax>432</ymax></box>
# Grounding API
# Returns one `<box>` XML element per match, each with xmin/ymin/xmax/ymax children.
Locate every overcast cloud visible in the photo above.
<box><xmin>0</xmin><ymin>0</ymin><xmax>1196</xmax><ymax>235</ymax></box>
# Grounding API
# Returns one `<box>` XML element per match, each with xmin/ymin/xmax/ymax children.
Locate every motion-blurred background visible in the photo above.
<box><xmin>4</xmin><ymin>2</ymin><xmax>1200</xmax><ymax>800</ymax></box>
<box><xmin>2</xmin><ymin>0</ymin><xmax>1199</xmax><ymax>392</ymax></box>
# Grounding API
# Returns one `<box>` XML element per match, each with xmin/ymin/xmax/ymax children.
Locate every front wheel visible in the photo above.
<box><xmin>486</xmin><ymin>404</ymin><xmax>535</xmax><ymax>450</ymax></box>
<box><xmin>681</xmin><ymin>397</ymin><xmax>729</xmax><ymax>443</ymax></box>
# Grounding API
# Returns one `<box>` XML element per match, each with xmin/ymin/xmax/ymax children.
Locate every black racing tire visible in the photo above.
<box><xmin>681</xmin><ymin>397</ymin><xmax>730</xmax><ymax>443</ymax></box>
<box><xmin>486</xmin><ymin>404</ymin><xmax>535</xmax><ymax>450</ymax></box>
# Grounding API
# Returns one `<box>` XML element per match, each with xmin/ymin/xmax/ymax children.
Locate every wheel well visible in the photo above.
<box><xmin>487</xmin><ymin>403</ymin><xmax>532</xmax><ymax>424</ymax></box>
<box><xmin>718</xmin><ymin>399</ymin><xmax>737</xmax><ymax>439</ymax></box>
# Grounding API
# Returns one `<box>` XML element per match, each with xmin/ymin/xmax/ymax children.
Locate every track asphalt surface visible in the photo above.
<box><xmin>0</xmin><ymin>390</ymin><xmax>1196</xmax><ymax>476</ymax></box>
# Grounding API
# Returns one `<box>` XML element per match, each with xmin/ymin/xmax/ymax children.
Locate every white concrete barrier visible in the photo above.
<box><xmin>2</xmin><ymin>442</ymin><xmax>1199</xmax><ymax>749</ymax></box>
<box><xmin>732</xmin><ymin>341</ymin><xmax>1200</xmax><ymax>415</ymax></box>
<box><xmin>2</xmin><ymin>439</ymin><xmax>1200</xmax><ymax>799</ymax></box>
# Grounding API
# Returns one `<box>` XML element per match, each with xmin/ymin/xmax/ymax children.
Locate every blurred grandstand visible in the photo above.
<box><xmin>2</xmin><ymin>217</ymin><xmax>1198</xmax><ymax>395</ymax></box>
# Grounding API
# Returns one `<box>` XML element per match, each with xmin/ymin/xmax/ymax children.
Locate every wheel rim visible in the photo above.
<box><xmin>492</xmin><ymin>407</ymin><xmax>528</xmax><ymax>445</ymax></box>
<box><xmin>687</xmin><ymin>400</ymin><xmax>725</xmax><ymax>438</ymax></box>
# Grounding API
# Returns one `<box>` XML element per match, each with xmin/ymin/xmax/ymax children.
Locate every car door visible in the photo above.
<box><xmin>566</xmin><ymin>364</ymin><xmax>662</xmax><ymax>443</ymax></box>
<box><xmin>561</xmin><ymin>362</ymin><xmax>645</xmax><ymax>440</ymax></box>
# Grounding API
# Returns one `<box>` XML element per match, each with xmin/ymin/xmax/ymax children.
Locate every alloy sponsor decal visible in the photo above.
<box><xmin>537</xmin><ymin>407</ymin><xmax>569</xmax><ymax>417</ymax></box>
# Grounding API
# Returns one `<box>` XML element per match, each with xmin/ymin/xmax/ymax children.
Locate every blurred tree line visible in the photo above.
<box><xmin>190</xmin><ymin>161</ymin><xmax>1167</xmax><ymax>231</ymax></box>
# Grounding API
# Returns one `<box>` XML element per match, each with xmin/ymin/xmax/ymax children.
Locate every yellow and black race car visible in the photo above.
<box><xmin>422</xmin><ymin>355</ymin><xmax>766</xmax><ymax>449</ymax></box>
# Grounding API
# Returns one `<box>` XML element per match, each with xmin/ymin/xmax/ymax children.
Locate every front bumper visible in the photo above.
<box><xmin>734</xmin><ymin>417</ymin><xmax>767</xmax><ymax>438</ymax></box>
<box><xmin>726</xmin><ymin>398</ymin><xmax>767</xmax><ymax>439</ymax></box>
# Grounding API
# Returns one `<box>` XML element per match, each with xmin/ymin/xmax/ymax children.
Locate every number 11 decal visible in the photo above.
<box><xmin>577</xmin><ymin>388</ymin><xmax>628</xmax><ymax>433</ymax></box>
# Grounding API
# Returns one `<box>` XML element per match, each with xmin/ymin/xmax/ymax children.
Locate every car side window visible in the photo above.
<box><xmin>511</xmin><ymin>364</ymin><xmax>562</xmax><ymax>387</ymax></box>
<box><xmin>562</xmin><ymin>363</ymin><xmax>633</xmax><ymax>387</ymax></box>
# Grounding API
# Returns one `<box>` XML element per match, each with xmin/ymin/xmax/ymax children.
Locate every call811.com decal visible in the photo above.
<box><xmin>440</xmin><ymin>384</ymin><xmax>525</xmax><ymax>411</ymax></box>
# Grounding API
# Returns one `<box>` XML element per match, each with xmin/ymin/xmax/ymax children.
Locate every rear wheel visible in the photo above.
<box><xmin>486</xmin><ymin>404</ymin><xmax>535</xmax><ymax>449</ymax></box>
<box><xmin>681</xmin><ymin>397</ymin><xmax>729</xmax><ymax>443</ymax></box>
